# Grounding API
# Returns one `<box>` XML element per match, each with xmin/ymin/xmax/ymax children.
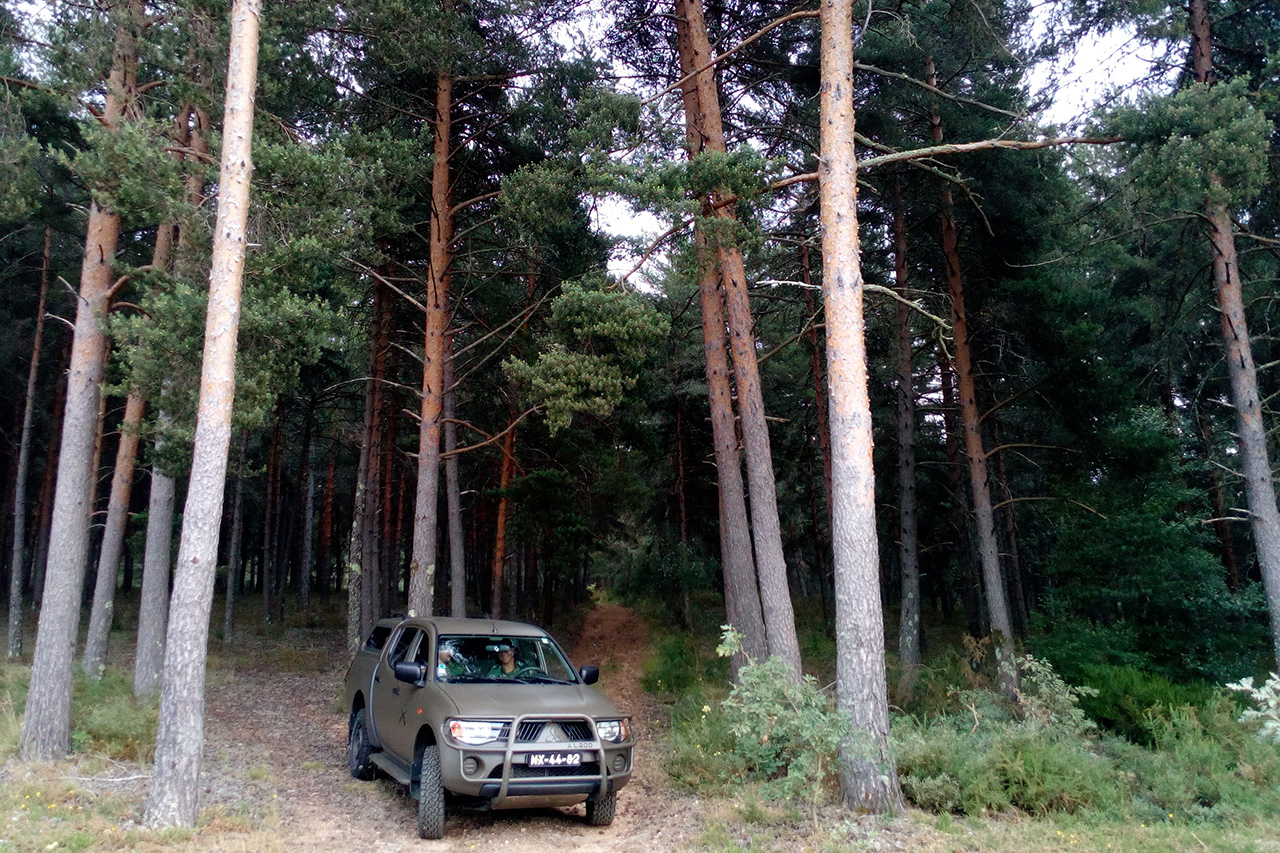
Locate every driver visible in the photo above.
<box><xmin>487</xmin><ymin>642</ymin><xmax>518</xmax><ymax>676</ymax></box>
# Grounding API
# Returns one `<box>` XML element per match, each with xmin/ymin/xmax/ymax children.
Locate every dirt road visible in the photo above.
<box><xmin>199</xmin><ymin>604</ymin><xmax>705</xmax><ymax>852</ymax></box>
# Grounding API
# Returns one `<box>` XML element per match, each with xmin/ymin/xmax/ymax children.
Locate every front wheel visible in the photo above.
<box><xmin>348</xmin><ymin>709</ymin><xmax>374</xmax><ymax>780</ymax></box>
<box><xmin>585</xmin><ymin>789</ymin><xmax>616</xmax><ymax>826</ymax></box>
<box><xmin>417</xmin><ymin>744</ymin><xmax>446</xmax><ymax>839</ymax></box>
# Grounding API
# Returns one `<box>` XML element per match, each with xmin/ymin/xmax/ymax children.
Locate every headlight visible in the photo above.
<box><xmin>447</xmin><ymin>719</ymin><xmax>506</xmax><ymax>745</ymax></box>
<box><xmin>596</xmin><ymin>719</ymin><xmax>629</xmax><ymax>743</ymax></box>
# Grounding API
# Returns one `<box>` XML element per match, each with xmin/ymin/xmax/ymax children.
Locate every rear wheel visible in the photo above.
<box><xmin>417</xmin><ymin>744</ymin><xmax>446</xmax><ymax>839</ymax></box>
<box><xmin>585</xmin><ymin>789</ymin><xmax>616</xmax><ymax>826</ymax></box>
<box><xmin>348</xmin><ymin>709</ymin><xmax>374</xmax><ymax>780</ymax></box>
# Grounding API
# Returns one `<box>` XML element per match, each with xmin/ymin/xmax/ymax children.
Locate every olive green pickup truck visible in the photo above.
<box><xmin>343</xmin><ymin>616</ymin><xmax>634</xmax><ymax>839</ymax></box>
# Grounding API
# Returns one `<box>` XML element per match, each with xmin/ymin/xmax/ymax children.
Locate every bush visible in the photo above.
<box><xmin>1076</xmin><ymin>663</ymin><xmax>1218</xmax><ymax>744</ymax></box>
<box><xmin>71</xmin><ymin>669</ymin><xmax>158</xmax><ymax>762</ymax></box>
<box><xmin>895</xmin><ymin>655</ymin><xmax>1119</xmax><ymax>816</ymax></box>
<box><xmin>1102</xmin><ymin>699</ymin><xmax>1280</xmax><ymax>822</ymax></box>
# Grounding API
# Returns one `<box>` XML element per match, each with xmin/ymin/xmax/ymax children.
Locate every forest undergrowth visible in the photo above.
<box><xmin>645</xmin><ymin>593</ymin><xmax>1280</xmax><ymax>852</ymax></box>
<box><xmin>4</xmin><ymin>594</ymin><xmax>1280</xmax><ymax>851</ymax></box>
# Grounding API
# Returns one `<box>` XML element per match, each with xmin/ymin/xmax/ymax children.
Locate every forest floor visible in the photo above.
<box><xmin>16</xmin><ymin>601</ymin><xmax>1273</xmax><ymax>850</ymax></box>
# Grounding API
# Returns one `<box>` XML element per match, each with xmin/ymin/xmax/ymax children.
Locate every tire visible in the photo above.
<box><xmin>417</xmin><ymin>744</ymin><xmax>446</xmax><ymax>839</ymax></box>
<box><xmin>585</xmin><ymin>789</ymin><xmax>616</xmax><ymax>826</ymax></box>
<box><xmin>348</xmin><ymin>709</ymin><xmax>375</xmax><ymax>780</ymax></box>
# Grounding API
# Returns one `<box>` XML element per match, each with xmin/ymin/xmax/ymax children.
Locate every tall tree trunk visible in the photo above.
<box><xmin>348</xmin><ymin>378</ymin><xmax>373</xmax><ymax>651</ymax></box>
<box><xmin>7</xmin><ymin>225</ymin><xmax>51</xmax><ymax>660</ymax></box>
<box><xmin>927</xmin><ymin>56</ymin><xmax>1018</xmax><ymax>700</ymax></box>
<box><xmin>299</xmin><ymin>447</ymin><xmax>315</xmax><ymax>611</ymax></box>
<box><xmin>318</xmin><ymin>434</ymin><xmax>336</xmax><ymax>600</ymax></box>
<box><xmin>83</xmin><ymin>391</ymin><xmax>145</xmax><ymax>678</ymax></box>
<box><xmin>991</xmin><ymin>424</ymin><xmax>1027</xmax><ymax>636</ymax></box>
<box><xmin>1188</xmin><ymin>0</ymin><xmax>1280</xmax><ymax>655</ymax></box>
<box><xmin>489</xmin><ymin>423</ymin><xmax>516</xmax><ymax>620</ymax></box>
<box><xmin>409</xmin><ymin>73</ymin><xmax>453</xmax><ymax>617</ymax></box>
<box><xmin>801</xmin><ymin>245</ymin><xmax>833</xmax><ymax>525</ymax></box>
<box><xmin>444</xmin><ymin>334</ymin><xmax>466</xmax><ymax>617</ymax></box>
<box><xmin>30</xmin><ymin>339</ymin><xmax>72</xmax><ymax>609</ymax></box>
<box><xmin>134</xmin><ymin>451</ymin><xmax>176</xmax><ymax>697</ymax></box>
<box><xmin>144</xmin><ymin>0</ymin><xmax>261</xmax><ymax>824</ymax></box>
<box><xmin>135</xmin><ymin>105</ymin><xmax>206</xmax><ymax>696</ymax></box>
<box><xmin>673</xmin><ymin>0</ymin><xmax>767</xmax><ymax>667</ymax></box>
<box><xmin>261</xmin><ymin>408</ymin><xmax>282</xmax><ymax>623</ymax></box>
<box><xmin>938</xmin><ymin>345</ymin><xmax>983</xmax><ymax>636</ymax></box>
<box><xmin>1197</xmin><ymin>404</ymin><xmax>1240</xmax><ymax>589</ymax></box>
<box><xmin>681</xmin><ymin>0</ymin><xmax>800</xmax><ymax>674</ymax></box>
<box><xmin>891</xmin><ymin>176</ymin><xmax>922</xmax><ymax>694</ymax></box>
<box><xmin>224</xmin><ymin>430</ymin><xmax>248</xmax><ymax>642</ymax></box>
<box><xmin>20</xmin><ymin>0</ymin><xmax>141</xmax><ymax>755</ymax></box>
<box><xmin>818</xmin><ymin>0</ymin><xmax>902</xmax><ymax>811</ymax></box>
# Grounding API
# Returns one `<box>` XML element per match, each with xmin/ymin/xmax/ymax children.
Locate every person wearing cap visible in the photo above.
<box><xmin>487</xmin><ymin>642</ymin><xmax>518</xmax><ymax>677</ymax></box>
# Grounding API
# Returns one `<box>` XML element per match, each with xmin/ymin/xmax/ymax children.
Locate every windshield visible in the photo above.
<box><xmin>433</xmin><ymin>634</ymin><xmax>578</xmax><ymax>684</ymax></box>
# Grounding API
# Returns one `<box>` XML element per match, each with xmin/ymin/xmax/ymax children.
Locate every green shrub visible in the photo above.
<box><xmin>665</xmin><ymin>689</ymin><xmax>747</xmax><ymax>792</ymax></box>
<box><xmin>1076</xmin><ymin>663</ymin><xmax>1217</xmax><ymax>744</ymax></box>
<box><xmin>895</xmin><ymin>655</ymin><xmax>1119</xmax><ymax>816</ymax></box>
<box><xmin>1103</xmin><ymin>699</ymin><xmax>1280</xmax><ymax>823</ymax></box>
<box><xmin>72</xmin><ymin>669</ymin><xmax>158</xmax><ymax>762</ymax></box>
<box><xmin>641</xmin><ymin>631</ymin><xmax>727</xmax><ymax>697</ymax></box>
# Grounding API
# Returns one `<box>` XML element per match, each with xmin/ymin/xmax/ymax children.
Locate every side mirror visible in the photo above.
<box><xmin>394</xmin><ymin>661</ymin><xmax>426</xmax><ymax>685</ymax></box>
<box><xmin>579</xmin><ymin>665</ymin><xmax>600</xmax><ymax>685</ymax></box>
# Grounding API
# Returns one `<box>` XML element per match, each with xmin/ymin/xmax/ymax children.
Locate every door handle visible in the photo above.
<box><xmin>392</xmin><ymin>687</ymin><xmax>400</xmax><ymax>696</ymax></box>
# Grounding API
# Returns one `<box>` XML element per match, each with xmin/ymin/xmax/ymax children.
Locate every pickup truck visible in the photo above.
<box><xmin>343</xmin><ymin>615</ymin><xmax>634</xmax><ymax>839</ymax></box>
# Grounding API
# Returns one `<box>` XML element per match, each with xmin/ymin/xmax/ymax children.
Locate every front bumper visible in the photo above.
<box><xmin>439</xmin><ymin>713</ymin><xmax>634</xmax><ymax>807</ymax></box>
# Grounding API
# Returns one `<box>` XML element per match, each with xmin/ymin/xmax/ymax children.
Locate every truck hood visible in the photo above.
<box><xmin>435</xmin><ymin>683</ymin><xmax>624</xmax><ymax>719</ymax></box>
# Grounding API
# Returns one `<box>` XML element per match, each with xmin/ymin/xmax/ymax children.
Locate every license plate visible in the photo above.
<box><xmin>527</xmin><ymin>752</ymin><xmax>582</xmax><ymax>768</ymax></box>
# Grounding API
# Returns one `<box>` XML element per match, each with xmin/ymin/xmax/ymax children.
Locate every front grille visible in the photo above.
<box><xmin>560</xmin><ymin>721</ymin><xmax>593</xmax><ymax>741</ymax></box>
<box><xmin>515</xmin><ymin>721</ymin><xmax>544</xmax><ymax>741</ymax></box>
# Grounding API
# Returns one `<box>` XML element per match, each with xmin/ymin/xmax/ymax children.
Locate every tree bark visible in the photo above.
<box><xmin>1188</xmin><ymin>0</ymin><xmax>1280</xmax><ymax>656</ymax></box>
<box><xmin>444</xmin><ymin>333</ymin><xmax>466</xmax><ymax>617</ymax></box>
<box><xmin>7</xmin><ymin>225</ymin><xmax>51</xmax><ymax>660</ymax></box>
<box><xmin>818</xmin><ymin>0</ymin><xmax>902</xmax><ymax>811</ymax></box>
<box><xmin>19</xmin><ymin>0</ymin><xmax>140</xmax><ymax>757</ymax></box>
<box><xmin>680</xmin><ymin>0</ymin><xmax>800</xmax><ymax>674</ymax></box>
<box><xmin>890</xmin><ymin>176</ymin><xmax>922</xmax><ymax>694</ymax></box>
<box><xmin>927</xmin><ymin>56</ymin><xmax>1018</xmax><ymax>700</ymax></box>
<box><xmin>83</xmin><ymin>391</ymin><xmax>145</xmax><ymax>678</ymax></box>
<box><xmin>318</xmin><ymin>434</ymin><xmax>336</xmax><ymax>600</ymax></box>
<box><xmin>489</xmin><ymin>423</ymin><xmax>516</xmax><ymax>620</ymax></box>
<box><xmin>224</xmin><ymin>431</ymin><xmax>248</xmax><ymax>641</ymax></box>
<box><xmin>144</xmin><ymin>0</ymin><xmax>261</xmax><ymax>824</ymax></box>
<box><xmin>134</xmin><ymin>452</ymin><xmax>176</xmax><ymax>697</ymax></box>
<box><xmin>673</xmin><ymin>0</ymin><xmax>768</xmax><ymax>667</ymax></box>
<box><xmin>347</xmin><ymin>378</ymin><xmax>373</xmax><ymax>652</ymax></box>
<box><xmin>409</xmin><ymin>72</ymin><xmax>453</xmax><ymax>617</ymax></box>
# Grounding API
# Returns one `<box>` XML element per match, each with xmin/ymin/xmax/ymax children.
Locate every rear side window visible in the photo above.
<box><xmin>364</xmin><ymin>625</ymin><xmax>392</xmax><ymax>651</ymax></box>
